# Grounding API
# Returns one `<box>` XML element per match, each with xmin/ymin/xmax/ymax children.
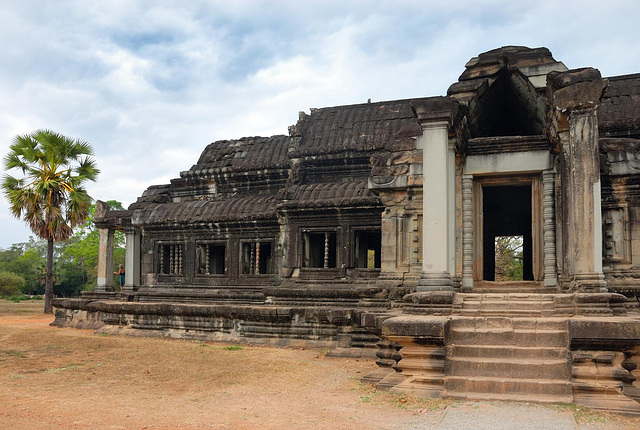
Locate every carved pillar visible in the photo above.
<box><xmin>411</xmin><ymin>110</ymin><xmax>455</xmax><ymax>292</ymax></box>
<box><xmin>547</xmin><ymin>68</ymin><xmax>607</xmax><ymax>292</ymax></box>
<box><xmin>543</xmin><ymin>169</ymin><xmax>557</xmax><ymax>287</ymax></box>
<box><xmin>96</xmin><ymin>227</ymin><xmax>114</xmax><ymax>292</ymax></box>
<box><xmin>124</xmin><ymin>228</ymin><xmax>141</xmax><ymax>291</ymax></box>
<box><xmin>461</xmin><ymin>174</ymin><xmax>474</xmax><ymax>290</ymax></box>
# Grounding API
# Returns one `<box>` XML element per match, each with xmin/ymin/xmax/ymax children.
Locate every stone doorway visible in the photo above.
<box><xmin>474</xmin><ymin>177</ymin><xmax>543</xmax><ymax>284</ymax></box>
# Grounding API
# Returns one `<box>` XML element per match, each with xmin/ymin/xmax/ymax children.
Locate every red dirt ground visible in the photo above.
<box><xmin>1</xmin><ymin>301</ymin><xmax>639</xmax><ymax>429</ymax></box>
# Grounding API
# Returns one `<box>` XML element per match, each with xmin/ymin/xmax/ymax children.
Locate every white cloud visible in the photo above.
<box><xmin>0</xmin><ymin>0</ymin><xmax>639</xmax><ymax>248</ymax></box>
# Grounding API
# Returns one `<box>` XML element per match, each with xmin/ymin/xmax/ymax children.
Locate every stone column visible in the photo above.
<box><xmin>542</xmin><ymin>169</ymin><xmax>557</xmax><ymax>287</ymax></box>
<box><xmin>124</xmin><ymin>227</ymin><xmax>141</xmax><ymax>291</ymax></box>
<box><xmin>547</xmin><ymin>68</ymin><xmax>607</xmax><ymax>292</ymax></box>
<box><xmin>96</xmin><ymin>227</ymin><xmax>114</xmax><ymax>292</ymax></box>
<box><xmin>461</xmin><ymin>174</ymin><xmax>474</xmax><ymax>290</ymax></box>
<box><xmin>412</xmin><ymin>99</ymin><xmax>457</xmax><ymax>292</ymax></box>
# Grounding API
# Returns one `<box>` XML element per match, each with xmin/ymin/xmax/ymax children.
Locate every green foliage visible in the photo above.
<box><xmin>61</xmin><ymin>200</ymin><xmax>125</xmax><ymax>290</ymax></box>
<box><xmin>0</xmin><ymin>270</ymin><xmax>26</xmax><ymax>297</ymax></box>
<box><xmin>7</xmin><ymin>294</ymin><xmax>31</xmax><ymax>302</ymax></box>
<box><xmin>0</xmin><ymin>238</ymin><xmax>45</xmax><ymax>294</ymax></box>
<box><xmin>0</xmin><ymin>201</ymin><xmax>125</xmax><ymax>297</ymax></box>
<box><xmin>495</xmin><ymin>235</ymin><xmax>524</xmax><ymax>281</ymax></box>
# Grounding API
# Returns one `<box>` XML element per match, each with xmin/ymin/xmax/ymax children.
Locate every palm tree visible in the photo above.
<box><xmin>2</xmin><ymin>130</ymin><xmax>99</xmax><ymax>313</ymax></box>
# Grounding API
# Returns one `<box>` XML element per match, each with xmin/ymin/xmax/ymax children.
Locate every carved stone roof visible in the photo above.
<box><xmin>132</xmin><ymin>196</ymin><xmax>278</xmax><ymax>226</ymax></box>
<box><xmin>129</xmin><ymin>185</ymin><xmax>171</xmax><ymax>210</ymax></box>
<box><xmin>458</xmin><ymin>46</ymin><xmax>558</xmax><ymax>82</ymax></box>
<box><xmin>183</xmin><ymin>135</ymin><xmax>289</xmax><ymax>177</ymax></box>
<box><xmin>599</xmin><ymin>74</ymin><xmax>640</xmax><ymax>137</ymax></box>
<box><xmin>279</xmin><ymin>181</ymin><xmax>381</xmax><ymax>210</ymax></box>
<box><xmin>290</xmin><ymin>99</ymin><xmax>423</xmax><ymax>157</ymax></box>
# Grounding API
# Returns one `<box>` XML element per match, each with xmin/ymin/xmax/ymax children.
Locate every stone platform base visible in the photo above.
<box><xmin>51</xmin><ymin>297</ymin><xmax>380</xmax><ymax>357</ymax></box>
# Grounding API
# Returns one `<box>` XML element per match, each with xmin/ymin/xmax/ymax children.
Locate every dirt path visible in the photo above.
<box><xmin>0</xmin><ymin>301</ymin><xmax>638</xmax><ymax>429</ymax></box>
<box><xmin>0</xmin><ymin>302</ymin><xmax>439</xmax><ymax>429</ymax></box>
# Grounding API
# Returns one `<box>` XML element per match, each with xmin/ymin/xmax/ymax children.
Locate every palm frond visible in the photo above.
<box><xmin>2</xmin><ymin>129</ymin><xmax>99</xmax><ymax>242</ymax></box>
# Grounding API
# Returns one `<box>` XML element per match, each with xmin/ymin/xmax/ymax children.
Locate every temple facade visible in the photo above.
<box><xmin>53</xmin><ymin>46</ymin><xmax>640</xmax><ymax>412</ymax></box>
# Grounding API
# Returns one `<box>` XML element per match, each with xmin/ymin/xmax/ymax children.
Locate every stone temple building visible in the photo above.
<box><xmin>53</xmin><ymin>46</ymin><xmax>640</xmax><ymax>413</ymax></box>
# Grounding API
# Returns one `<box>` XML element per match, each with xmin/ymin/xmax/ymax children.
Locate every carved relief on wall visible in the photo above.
<box><xmin>397</xmin><ymin>214</ymin><xmax>421</xmax><ymax>267</ymax></box>
<box><xmin>604</xmin><ymin>207</ymin><xmax>630</xmax><ymax>264</ymax></box>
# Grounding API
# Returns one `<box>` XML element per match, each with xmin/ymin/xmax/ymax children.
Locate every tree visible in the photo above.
<box><xmin>61</xmin><ymin>200</ymin><xmax>125</xmax><ymax>290</ymax></box>
<box><xmin>494</xmin><ymin>235</ymin><xmax>524</xmax><ymax>281</ymax></box>
<box><xmin>2</xmin><ymin>130</ymin><xmax>99</xmax><ymax>313</ymax></box>
<box><xmin>0</xmin><ymin>238</ymin><xmax>47</xmax><ymax>294</ymax></box>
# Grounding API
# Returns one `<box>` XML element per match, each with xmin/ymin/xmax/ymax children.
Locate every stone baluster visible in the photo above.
<box><xmin>250</xmin><ymin>243</ymin><xmax>255</xmax><ymax>274</ymax></box>
<box><xmin>324</xmin><ymin>232</ymin><xmax>330</xmax><ymax>269</ymax></box>
<box><xmin>255</xmin><ymin>242</ymin><xmax>261</xmax><ymax>275</ymax></box>
<box><xmin>461</xmin><ymin>174</ymin><xmax>473</xmax><ymax>290</ymax></box>
<box><xmin>542</xmin><ymin>169</ymin><xmax>557</xmax><ymax>287</ymax></box>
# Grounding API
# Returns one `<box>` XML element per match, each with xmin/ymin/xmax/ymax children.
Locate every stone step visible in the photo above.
<box><xmin>470</xmin><ymin>282</ymin><xmax>549</xmax><ymax>294</ymax></box>
<box><xmin>453</xmin><ymin>293</ymin><xmax>626</xmax><ymax>317</ymax></box>
<box><xmin>460</xmin><ymin>293</ymin><xmax>556</xmax><ymax>301</ymax></box>
<box><xmin>450</xmin><ymin>316</ymin><xmax>568</xmax><ymax>331</ymax></box>
<box><xmin>444</xmin><ymin>375</ymin><xmax>573</xmax><ymax>400</ymax></box>
<box><xmin>458</xmin><ymin>309</ymin><xmax>550</xmax><ymax>317</ymax></box>
<box><xmin>449</xmin><ymin>344</ymin><xmax>567</xmax><ymax>360</ymax></box>
<box><xmin>448</xmin><ymin>356</ymin><xmax>570</xmax><ymax>380</ymax></box>
<box><xmin>462</xmin><ymin>301</ymin><xmax>550</xmax><ymax>309</ymax></box>
<box><xmin>443</xmin><ymin>390</ymin><xmax>573</xmax><ymax>404</ymax></box>
<box><xmin>450</xmin><ymin>328</ymin><xmax>567</xmax><ymax>347</ymax></box>
<box><xmin>470</xmin><ymin>288</ymin><xmax>551</xmax><ymax>294</ymax></box>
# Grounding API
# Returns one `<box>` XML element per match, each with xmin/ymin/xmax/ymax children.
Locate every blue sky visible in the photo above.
<box><xmin>1</xmin><ymin>0</ymin><xmax>639</xmax><ymax>248</ymax></box>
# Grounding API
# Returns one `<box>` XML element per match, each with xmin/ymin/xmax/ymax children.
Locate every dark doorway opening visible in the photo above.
<box><xmin>354</xmin><ymin>230</ymin><xmax>381</xmax><ymax>269</ymax></box>
<box><xmin>482</xmin><ymin>185</ymin><xmax>533</xmax><ymax>281</ymax></box>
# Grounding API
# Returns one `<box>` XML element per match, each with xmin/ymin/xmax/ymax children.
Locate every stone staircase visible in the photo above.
<box><xmin>452</xmin><ymin>291</ymin><xmax>626</xmax><ymax>317</ymax></box>
<box><xmin>456</xmin><ymin>293</ymin><xmax>556</xmax><ymax>317</ymax></box>
<box><xmin>443</xmin><ymin>316</ymin><xmax>573</xmax><ymax>403</ymax></box>
<box><xmin>365</xmin><ymin>289</ymin><xmax>640</xmax><ymax>412</ymax></box>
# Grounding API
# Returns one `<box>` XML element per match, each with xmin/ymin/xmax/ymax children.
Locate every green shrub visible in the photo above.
<box><xmin>7</xmin><ymin>294</ymin><xmax>30</xmax><ymax>302</ymax></box>
<box><xmin>0</xmin><ymin>271</ymin><xmax>26</xmax><ymax>297</ymax></box>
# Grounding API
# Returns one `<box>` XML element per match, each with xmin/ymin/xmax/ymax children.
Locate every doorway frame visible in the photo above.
<box><xmin>472</xmin><ymin>174</ymin><xmax>543</xmax><ymax>283</ymax></box>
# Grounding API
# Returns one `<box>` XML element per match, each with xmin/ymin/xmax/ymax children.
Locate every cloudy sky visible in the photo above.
<box><xmin>1</xmin><ymin>0</ymin><xmax>639</xmax><ymax>249</ymax></box>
